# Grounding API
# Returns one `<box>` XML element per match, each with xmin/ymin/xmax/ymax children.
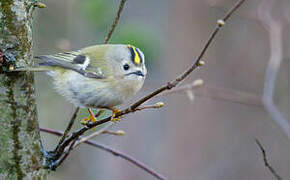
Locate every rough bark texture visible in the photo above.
<box><xmin>0</xmin><ymin>0</ymin><xmax>46</xmax><ymax>179</ymax></box>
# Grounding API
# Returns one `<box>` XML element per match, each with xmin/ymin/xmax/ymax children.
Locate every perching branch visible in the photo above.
<box><xmin>40</xmin><ymin>127</ymin><xmax>167</xmax><ymax>180</ymax></box>
<box><xmin>50</xmin><ymin>0</ymin><xmax>246</xmax><ymax>172</ymax></box>
<box><xmin>255</xmin><ymin>139</ymin><xmax>282</xmax><ymax>180</ymax></box>
<box><xmin>124</xmin><ymin>0</ymin><xmax>245</xmax><ymax>111</ymax></box>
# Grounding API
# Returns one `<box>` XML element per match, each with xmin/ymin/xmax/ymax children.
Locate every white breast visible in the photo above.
<box><xmin>113</xmin><ymin>76</ymin><xmax>145</xmax><ymax>103</ymax></box>
<box><xmin>51</xmin><ymin>70</ymin><xmax>124</xmax><ymax>108</ymax></box>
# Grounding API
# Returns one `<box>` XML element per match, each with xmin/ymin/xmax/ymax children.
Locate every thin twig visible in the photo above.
<box><xmin>133</xmin><ymin>102</ymin><xmax>165</xmax><ymax>111</ymax></box>
<box><xmin>162</xmin><ymin>81</ymin><xmax>262</xmax><ymax>107</ymax></box>
<box><xmin>160</xmin><ymin>79</ymin><xmax>203</xmax><ymax>96</ymax></box>
<box><xmin>125</xmin><ymin>0</ymin><xmax>246</xmax><ymax>111</ymax></box>
<box><xmin>54</xmin><ymin>107</ymin><xmax>79</xmax><ymax>155</ymax></box>
<box><xmin>102</xmin><ymin>130</ymin><xmax>125</xmax><ymax>136</ymax></box>
<box><xmin>73</xmin><ymin>122</ymin><xmax>113</xmax><ymax>148</ymax></box>
<box><xmin>40</xmin><ymin>127</ymin><xmax>167</xmax><ymax>180</ymax></box>
<box><xmin>51</xmin><ymin>0</ymin><xmax>246</xmax><ymax>171</ymax></box>
<box><xmin>195</xmin><ymin>85</ymin><xmax>261</xmax><ymax>107</ymax></box>
<box><xmin>85</xmin><ymin>140</ymin><xmax>167</xmax><ymax>180</ymax></box>
<box><xmin>55</xmin><ymin>102</ymin><xmax>165</xmax><ymax>155</ymax></box>
<box><xmin>75</xmin><ymin>102</ymin><xmax>164</xmax><ymax>148</ymax></box>
<box><xmin>255</xmin><ymin>139</ymin><xmax>282</xmax><ymax>180</ymax></box>
<box><xmin>104</xmin><ymin>0</ymin><xmax>127</xmax><ymax>44</ymax></box>
<box><xmin>51</xmin><ymin>139</ymin><xmax>78</xmax><ymax>170</ymax></box>
<box><xmin>49</xmin><ymin>139</ymin><xmax>77</xmax><ymax>171</ymax></box>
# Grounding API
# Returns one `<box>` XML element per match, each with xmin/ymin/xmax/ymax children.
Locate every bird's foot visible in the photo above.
<box><xmin>110</xmin><ymin>108</ymin><xmax>121</xmax><ymax>122</ymax></box>
<box><xmin>81</xmin><ymin>108</ymin><xmax>97</xmax><ymax>125</ymax></box>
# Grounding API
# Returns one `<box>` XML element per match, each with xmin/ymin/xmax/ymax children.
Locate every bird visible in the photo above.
<box><xmin>28</xmin><ymin>44</ymin><xmax>147</xmax><ymax>123</ymax></box>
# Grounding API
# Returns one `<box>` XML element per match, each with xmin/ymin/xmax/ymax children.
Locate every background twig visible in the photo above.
<box><xmin>54</xmin><ymin>107</ymin><xmax>79</xmax><ymax>155</ymax></box>
<box><xmin>73</xmin><ymin>122</ymin><xmax>113</xmax><ymax>148</ymax></box>
<box><xmin>160</xmin><ymin>80</ymin><xmax>261</xmax><ymax>107</ymax></box>
<box><xmin>255</xmin><ymin>139</ymin><xmax>282</xmax><ymax>180</ymax></box>
<box><xmin>258</xmin><ymin>0</ymin><xmax>290</xmax><ymax>139</ymax></box>
<box><xmin>40</xmin><ymin>127</ymin><xmax>167</xmax><ymax>180</ymax></box>
<box><xmin>195</xmin><ymin>85</ymin><xmax>261</xmax><ymax>107</ymax></box>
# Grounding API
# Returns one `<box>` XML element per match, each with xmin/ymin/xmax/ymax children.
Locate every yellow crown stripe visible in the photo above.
<box><xmin>127</xmin><ymin>45</ymin><xmax>141</xmax><ymax>65</ymax></box>
<box><xmin>132</xmin><ymin>47</ymin><xmax>141</xmax><ymax>65</ymax></box>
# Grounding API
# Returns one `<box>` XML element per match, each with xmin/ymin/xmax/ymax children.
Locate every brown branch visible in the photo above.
<box><xmin>255</xmin><ymin>139</ymin><xmax>282</xmax><ymax>180</ymax></box>
<box><xmin>104</xmin><ymin>0</ymin><xmax>127</xmax><ymax>44</ymax></box>
<box><xmin>86</xmin><ymin>142</ymin><xmax>167</xmax><ymax>180</ymax></box>
<box><xmin>126</xmin><ymin>0</ymin><xmax>246</xmax><ymax>110</ymax></box>
<box><xmin>133</xmin><ymin>102</ymin><xmax>165</xmax><ymax>111</ymax></box>
<box><xmin>53</xmin><ymin>102</ymin><xmax>164</xmax><ymax>159</ymax></box>
<box><xmin>73</xmin><ymin>123</ymin><xmax>113</xmax><ymax>148</ymax></box>
<box><xmin>40</xmin><ymin>127</ymin><xmax>167</xmax><ymax>180</ymax></box>
<box><xmin>52</xmin><ymin>0</ymin><xmax>246</xmax><ymax>171</ymax></box>
<box><xmin>51</xmin><ymin>138</ymin><xmax>77</xmax><ymax>170</ymax></box>
<box><xmin>54</xmin><ymin>107</ymin><xmax>79</xmax><ymax>156</ymax></box>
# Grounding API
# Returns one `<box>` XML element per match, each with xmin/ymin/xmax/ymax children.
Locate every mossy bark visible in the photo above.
<box><xmin>0</xmin><ymin>0</ymin><xmax>46</xmax><ymax>179</ymax></box>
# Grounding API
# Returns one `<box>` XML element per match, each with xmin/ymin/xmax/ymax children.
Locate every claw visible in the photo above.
<box><xmin>111</xmin><ymin>117</ymin><xmax>121</xmax><ymax>122</ymax></box>
<box><xmin>110</xmin><ymin>108</ymin><xmax>121</xmax><ymax>122</ymax></box>
<box><xmin>81</xmin><ymin>108</ymin><xmax>122</xmax><ymax>124</ymax></box>
<box><xmin>81</xmin><ymin>108</ymin><xmax>97</xmax><ymax>125</ymax></box>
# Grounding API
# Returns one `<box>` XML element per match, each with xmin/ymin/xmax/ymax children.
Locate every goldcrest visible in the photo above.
<box><xmin>31</xmin><ymin>44</ymin><xmax>147</xmax><ymax>122</ymax></box>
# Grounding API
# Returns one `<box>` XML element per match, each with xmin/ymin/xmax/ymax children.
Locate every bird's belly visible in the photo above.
<box><xmin>53</xmin><ymin>70</ymin><xmax>124</xmax><ymax>108</ymax></box>
<box><xmin>77</xmin><ymin>87</ymin><xmax>123</xmax><ymax>108</ymax></box>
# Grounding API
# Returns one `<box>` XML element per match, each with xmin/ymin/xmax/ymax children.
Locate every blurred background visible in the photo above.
<box><xmin>34</xmin><ymin>0</ymin><xmax>290</xmax><ymax>179</ymax></box>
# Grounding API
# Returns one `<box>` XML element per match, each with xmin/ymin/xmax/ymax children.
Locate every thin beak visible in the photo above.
<box><xmin>126</xmin><ymin>70</ymin><xmax>145</xmax><ymax>77</ymax></box>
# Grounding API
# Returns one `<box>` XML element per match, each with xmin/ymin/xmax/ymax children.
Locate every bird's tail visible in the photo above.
<box><xmin>12</xmin><ymin>66</ymin><xmax>52</xmax><ymax>72</ymax></box>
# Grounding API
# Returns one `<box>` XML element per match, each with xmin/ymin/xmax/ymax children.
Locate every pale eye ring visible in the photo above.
<box><xmin>123</xmin><ymin>64</ymin><xmax>130</xmax><ymax>71</ymax></box>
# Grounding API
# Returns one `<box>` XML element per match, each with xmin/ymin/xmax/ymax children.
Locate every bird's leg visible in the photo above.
<box><xmin>107</xmin><ymin>107</ymin><xmax>121</xmax><ymax>122</ymax></box>
<box><xmin>81</xmin><ymin>108</ymin><xmax>104</xmax><ymax>125</ymax></box>
<box><xmin>95</xmin><ymin>109</ymin><xmax>105</xmax><ymax>118</ymax></box>
<box><xmin>81</xmin><ymin>107</ymin><xmax>121</xmax><ymax>124</ymax></box>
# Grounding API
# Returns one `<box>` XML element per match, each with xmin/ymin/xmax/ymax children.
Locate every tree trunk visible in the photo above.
<box><xmin>0</xmin><ymin>0</ymin><xmax>46</xmax><ymax>179</ymax></box>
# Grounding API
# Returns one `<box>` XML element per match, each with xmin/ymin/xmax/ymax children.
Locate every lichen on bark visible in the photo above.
<box><xmin>0</xmin><ymin>0</ymin><xmax>46</xmax><ymax>179</ymax></box>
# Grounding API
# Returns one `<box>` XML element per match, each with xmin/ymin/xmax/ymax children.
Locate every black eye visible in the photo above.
<box><xmin>123</xmin><ymin>64</ymin><xmax>130</xmax><ymax>71</ymax></box>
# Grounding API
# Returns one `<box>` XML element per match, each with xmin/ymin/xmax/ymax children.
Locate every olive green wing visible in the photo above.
<box><xmin>36</xmin><ymin>51</ymin><xmax>106</xmax><ymax>79</ymax></box>
<box><xmin>80</xmin><ymin>45</ymin><xmax>112</xmax><ymax>77</ymax></box>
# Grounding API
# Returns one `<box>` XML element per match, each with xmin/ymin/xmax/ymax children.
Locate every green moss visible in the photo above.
<box><xmin>6</xmin><ymin>75</ymin><xmax>24</xmax><ymax>180</ymax></box>
<box><xmin>0</xmin><ymin>0</ymin><xmax>47</xmax><ymax>178</ymax></box>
